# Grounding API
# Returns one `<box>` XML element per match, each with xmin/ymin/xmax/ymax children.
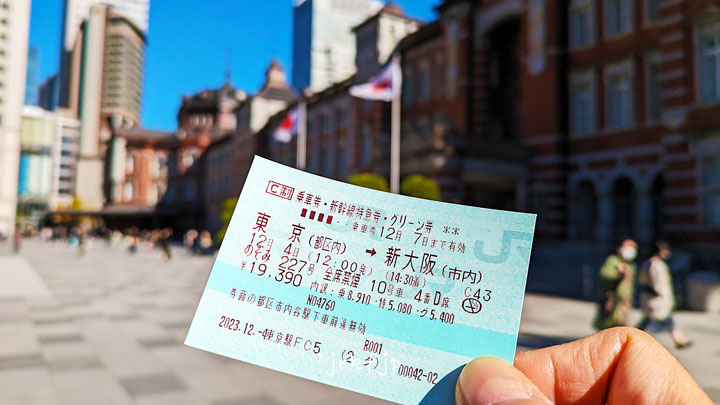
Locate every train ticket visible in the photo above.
<box><xmin>185</xmin><ymin>156</ymin><xmax>536</xmax><ymax>404</ymax></box>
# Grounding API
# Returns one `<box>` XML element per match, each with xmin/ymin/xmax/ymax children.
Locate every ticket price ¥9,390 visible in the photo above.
<box><xmin>185</xmin><ymin>157</ymin><xmax>536</xmax><ymax>404</ymax></box>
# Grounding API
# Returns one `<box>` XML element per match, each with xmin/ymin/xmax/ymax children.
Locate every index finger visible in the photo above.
<box><xmin>514</xmin><ymin>327</ymin><xmax>711</xmax><ymax>404</ymax></box>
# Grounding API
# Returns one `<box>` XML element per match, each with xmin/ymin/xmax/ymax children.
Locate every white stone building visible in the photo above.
<box><xmin>17</xmin><ymin>106</ymin><xmax>81</xmax><ymax>220</ymax></box>
<box><xmin>0</xmin><ymin>0</ymin><xmax>30</xmax><ymax>235</ymax></box>
<box><xmin>59</xmin><ymin>0</ymin><xmax>149</xmax><ymax>106</ymax></box>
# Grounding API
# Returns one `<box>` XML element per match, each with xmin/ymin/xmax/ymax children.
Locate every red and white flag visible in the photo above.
<box><xmin>273</xmin><ymin>106</ymin><xmax>298</xmax><ymax>143</ymax></box>
<box><xmin>349</xmin><ymin>56</ymin><xmax>401</xmax><ymax>102</ymax></box>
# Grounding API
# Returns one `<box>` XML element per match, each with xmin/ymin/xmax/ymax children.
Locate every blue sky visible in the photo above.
<box><xmin>29</xmin><ymin>0</ymin><xmax>440</xmax><ymax>131</ymax></box>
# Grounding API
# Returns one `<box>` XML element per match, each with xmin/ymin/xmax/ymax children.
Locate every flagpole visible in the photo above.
<box><xmin>297</xmin><ymin>98</ymin><xmax>307</xmax><ymax>170</ymax></box>
<box><xmin>390</xmin><ymin>53</ymin><xmax>401</xmax><ymax>194</ymax></box>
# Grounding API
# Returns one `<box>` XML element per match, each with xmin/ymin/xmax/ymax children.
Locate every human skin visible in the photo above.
<box><xmin>455</xmin><ymin>327</ymin><xmax>712</xmax><ymax>405</ymax></box>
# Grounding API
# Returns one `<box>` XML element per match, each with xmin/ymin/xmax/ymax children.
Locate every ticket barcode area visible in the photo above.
<box><xmin>185</xmin><ymin>156</ymin><xmax>536</xmax><ymax>404</ymax></box>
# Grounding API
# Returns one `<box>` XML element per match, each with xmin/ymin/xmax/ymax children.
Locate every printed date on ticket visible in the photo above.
<box><xmin>185</xmin><ymin>156</ymin><xmax>536</xmax><ymax>404</ymax></box>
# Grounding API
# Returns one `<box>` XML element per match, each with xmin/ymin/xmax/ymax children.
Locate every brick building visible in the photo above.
<box><xmin>158</xmin><ymin>83</ymin><xmax>246</xmax><ymax>230</ymax></box>
<box><xmin>67</xmin><ymin>5</ymin><xmax>147</xmax><ymax>210</ymax></box>
<box><xmin>560</xmin><ymin>0</ymin><xmax>720</xmax><ymax>257</ymax></box>
<box><xmin>203</xmin><ymin>62</ymin><xmax>296</xmax><ymax>232</ymax></box>
<box><xmin>106</xmin><ymin>127</ymin><xmax>170</xmax><ymax>207</ymax></box>
<box><xmin>257</xmin><ymin>0</ymin><xmax>720</xmax><ymax>261</ymax></box>
<box><xmin>269</xmin><ymin>4</ymin><xmax>422</xmax><ymax>181</ymax></box>
<box><xmin>396</xmin><ymin>0</ymin><xmax>720</xmax><ymax>254</ymax></box>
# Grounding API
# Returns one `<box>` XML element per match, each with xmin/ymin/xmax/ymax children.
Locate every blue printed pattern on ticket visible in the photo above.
<box><xmin>185</xmin><ymin>157</ymin><xmax>536</xmax><ymax>404</ymax></box>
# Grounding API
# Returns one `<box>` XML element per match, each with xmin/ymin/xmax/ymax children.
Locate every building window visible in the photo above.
<box><xmin>307</xmin><ymin>145</ymin><xmax>316</xmax><ymax>173</ymax></box>
<box><xmin>570</xmin><ymin>71</ymin><xmax>597</xmax><ymax>135</ymax></box>
<box><xmin>321</xmin><ymin>145</ymin><xmax>331</xmax><ymax>176</ymax></box>
<box><xmin>703</xmin><ymin>156</ymin><xmax>720</xmax><ymax>226</ymax></box>
<box><xmin>646</xmin><ymin>52</ymin><xmax>662</xmax><ymax>121</ymax></box>
<box><xmin>335</xmin><ymin>107</ymin><xmax>346</xmax><ymax>128</ymax></box>
<box><xmin>336</xmin><ymin>137</ymin><xmax>347</xmax><ymax>175</ymax></box>
<box><xmin>570</xmin><ymin>0</ymin><xmax>595</xmax><ymax>48</ymax></box>
<box><xmin>697</xmin><ymin>13</ymin><xmax>720</xmax><ymax>103</ymax></box>
<box><xmin>433</xmin><ymin>58</ymin><xmax>444</xmax><ymax>95</ymax></box>
<box><xmin>317</xmin><ymin>114</ymin><xmax>326</xmax><ymax>133</ymax></box>
<box><xmin>402</xmin><ymin>67</ymin><xmax>414</xmax><ymax>104</ymax></box>
<box><xmin>447</xmin><ymin>16</ymin><xmax>459</xmax><ymax>97</ymax></box>
<box><xmin>605</xmin><ymin>0</ymin><xmax>633</xmax><ymax>37</ymax></box>
<box><xmin>417</xmin><ymin>117</ymin><xmax>430</xmax><ymax>138</ymax></box>
<box><xmin>361</xmin><ymin>124</ymin><xmax>372</xmax><ymax>167</ymax></box>
<box><xmin>645</xmin><ymin>0</ymin><xmax>661</xmax><ymax>25</ymax></box>
<box><xmin>289</xmin><ymin>146</ymin><xmax>297</xmax><ymax>168</ymax></box>
<box><xmin>418</xmin><ymin>62</ymin><xmax>430</xmax><ymax>101</ymax></box>
<box><xmin>606</xmin><ymin>61</ymin><xmax>634</xmax><ymax>129</ymax></box>
<box><xmin>314</xmin><ymin>117</ymin><xmax>323</xmax><ymax>137</ymax></box>
<box><xmin>307</xmin><ymin>120</ymin><xmax>314</xmax><ymax>140</ymax></box>
<box><xmin>401</xmin><ymin>119</ymin><xmax>413</xmax><ymax>139</ymax></box>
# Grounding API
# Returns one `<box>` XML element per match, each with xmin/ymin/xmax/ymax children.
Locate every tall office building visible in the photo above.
<box><xmin>68</xmin><ymin>4</ymin><xmax>146</xmax><ymax>210</ymax></box>
<box><xmin>292</xmin><ymin>0</ymin><xmax>382</xmax><ymax>93</ymax></box>
<box><xmin>17</xmin><ymin>106</ymin><xmax>80</xmax><ymax>223</ymax></box>
<box><xmin>58</xmin><ymin>0</ymin><xmax>149</xmax><ymax>107</ymax></box>
<box><xmin>25</xmin><ymin>46</ymin><xmax>39</xmax><ymax>105</ymax></box>
<box><xmin>38</xmin><ymin>74</ymin><xmax>59</xmax><ymax>111</ymax></box>
<box><xmin>0</xmin><ymin>0</ymin><xmax>31</xmax><ymax>235</ymax></box>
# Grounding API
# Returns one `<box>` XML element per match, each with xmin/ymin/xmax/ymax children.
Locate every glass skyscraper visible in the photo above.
<box><xmin>291</xmin><ymin>0</ymin><xmax>382</xmax><ymax>93</ymax></box>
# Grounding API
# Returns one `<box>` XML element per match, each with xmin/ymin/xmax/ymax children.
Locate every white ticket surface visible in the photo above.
<box><xmin>185</xmin><ymin>157</ymin><xmax>536</xmax><ymax>404</ymax></box>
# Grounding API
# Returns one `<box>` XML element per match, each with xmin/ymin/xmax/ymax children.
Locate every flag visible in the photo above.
<box><xmin>273</xmin><ymin>106</ymin><xmax>298</xmax><ymax>143</ymax></box>
<box><xmin>349</xmin><ymin>56</ymin><xmax>401</xmax><ymax>102</ymax></box>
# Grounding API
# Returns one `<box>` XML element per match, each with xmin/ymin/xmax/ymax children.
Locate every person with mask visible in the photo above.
<box><xmin>637</xmin><ymin>241</ymin><xmax>692</xmax><ymax>349</ymax></box>
<box><xmin>593</xmin><ymin>238</ymin><xmax>637</xmax><ymax>330</ymax></box>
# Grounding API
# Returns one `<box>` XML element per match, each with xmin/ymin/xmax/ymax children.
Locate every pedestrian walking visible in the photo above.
<box><xmin>184</xmin><ymin>229</ymin><xmax>198</xmax><ymax>254</ymax></box>
<box><xmin>159</xmin><ymin>228</ymin><xmax>172</xmax><ymax>261</ymax></box>
<box><xmin>128</xmin><ymin>235</ymin><xmax>139</xmax><ymax>254</ymax></box>
<box><xmin>77</xmin><ymin>231</ymin><xmax>86</xmax><ymax>257</ymax></box>
<box><xmin>638</xmin><ymin>241</ymin><xmax>692</xmax><ymax>349</ymax></box>
<box><xmin>593</xmin><ymin>238</ymin><xmax>637</xmax><ymax>330</ymax></box>
<box><xmin>198</xmin><ymin>230</ymin><xmax>214</xmax><ymax>255</ymax></box>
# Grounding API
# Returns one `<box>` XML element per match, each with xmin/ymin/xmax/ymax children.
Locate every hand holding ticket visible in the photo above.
<box><xmin>185</xmin><ymin>157</ymin><xmax>536</xmax><ymax>404</ymax></box>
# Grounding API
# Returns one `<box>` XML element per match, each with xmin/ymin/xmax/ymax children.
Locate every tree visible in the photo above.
<box><xmin>215</xmin><ymin>198</ymin><xmax>237</xmax><ymax>243</ymax></box>
<box><xmin>401</xmin><ymin>174</ymin><xmax>441</xmax><ymax>201</ymax></box>
<box><xmin>348</xmin><ymin>173</ymin><xmax>389</xmax><ymax>192</ymax></box>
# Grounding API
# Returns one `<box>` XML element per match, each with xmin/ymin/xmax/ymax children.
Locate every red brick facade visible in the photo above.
<box><xmin>184</xmin><ymin>1</ymin><xmax>720</xmax><ymax>264</ymax></box>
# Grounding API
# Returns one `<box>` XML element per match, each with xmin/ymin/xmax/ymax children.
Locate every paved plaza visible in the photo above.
<box><xmin>1</xmin><ymin>239</ymin><xmax>718</xmax><ymax>404</ymax></box>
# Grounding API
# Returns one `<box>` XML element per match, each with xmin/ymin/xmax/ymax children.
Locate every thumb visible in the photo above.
<box><xmin>456</xmin><ymin>357</ymin><xmax>551</xmax><ymax>405</ymax></box>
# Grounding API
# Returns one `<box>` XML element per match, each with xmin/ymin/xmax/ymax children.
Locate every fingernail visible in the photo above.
<box><xmin>456</xmin><ymin>358</ymin><xmax>536</xmax><ymax>405</ymax></box>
